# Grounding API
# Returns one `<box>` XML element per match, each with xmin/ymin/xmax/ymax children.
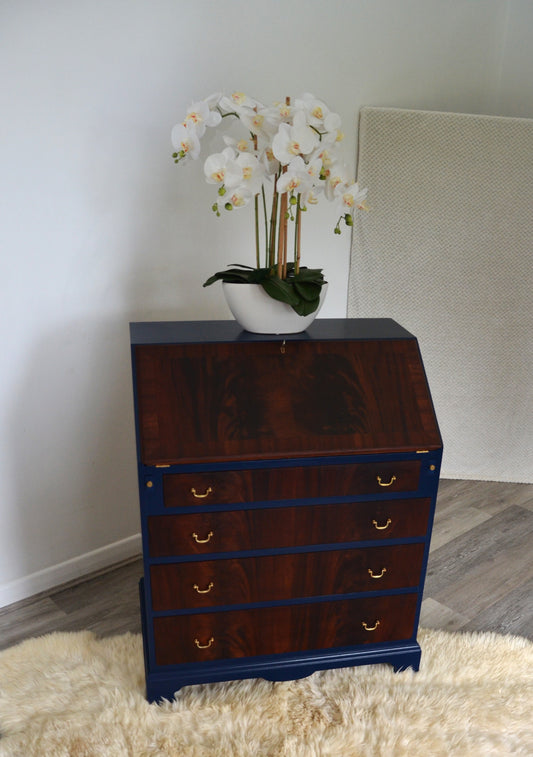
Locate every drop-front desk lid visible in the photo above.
<box><xmin>130</xmin><ymin>319</ymin><xmax>442</xmax><ymax>465</ymax></box>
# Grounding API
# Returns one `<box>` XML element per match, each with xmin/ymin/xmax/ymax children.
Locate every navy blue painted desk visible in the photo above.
<box><xmin>130</xmin><ymin>319</ymin><xmax>442</xmax><ymax>702</ymax></box>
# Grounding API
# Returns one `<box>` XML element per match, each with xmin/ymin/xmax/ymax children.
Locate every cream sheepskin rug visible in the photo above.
<box><xmin>0</xmin><ymin>628</ymin><xmax>531</xmax><ymax>756</ymax></box>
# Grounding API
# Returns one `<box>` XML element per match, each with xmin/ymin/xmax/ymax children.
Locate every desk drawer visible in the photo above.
<box><xmin>150</xmin><ymin>543</ymin><xmax>425</xmax><ymax>610</ymax></box>
<box><xmin>153</xmin><ymin>593</ymin><xmax>418</xmax><ymax>665</ymax></box>
<box><xmin>148</xmin><ymin>498</ymin><xmax>431</xmax><ymax>556</ymax></box>
<box><xmin>162</xmin><ymin>461</ymin><xmax>420</xmax><ymax>508</ymax></box>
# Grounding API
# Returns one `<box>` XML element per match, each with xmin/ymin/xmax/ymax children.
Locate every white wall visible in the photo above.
<box><xmin>0</xmin><ymin>0</ymin><xmax>529</xmax><ymax>607</ymax></box>
<box><xmin>495</xmin><ymin>0</ymin><xmax>533</xmax><ymax>116</ymax></box>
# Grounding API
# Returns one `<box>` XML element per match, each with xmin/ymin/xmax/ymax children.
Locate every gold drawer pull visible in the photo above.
<box><xmin>193</xmin><ymin>581</ymin><xmax>214</xmax><ymax>594</ymax></box>
<box><xmin>191</xmin><ymin>486</ymin><xmax>213</xmax><ymax>499</ymax></box>
<box><xmin>372</xmin><ymin>518</ymin><xmax>392</xmax><ymax>531</ymax></box>
<box><xmin>362</xmin><ymin>620</ymin><xmax>381</xmax><ymax>632</ymax></box>
<box><xmin>368</xmin><ymin>568</ymin><xmax>387</xmax><ymax>579</ymax></box>
<box><xmin>377</xmin><ymin>475</ymin><xmax>397</xmax><ymax>487</ymax></box>
<box><xmin>194</xmin><ymin>637</ymin><xmax>214</xmax><ymax>649</ymax></box>
<box><xmin>192</xmin><ymin>531</ymin><xmax>214</xmax><ymax>544</ymax></box>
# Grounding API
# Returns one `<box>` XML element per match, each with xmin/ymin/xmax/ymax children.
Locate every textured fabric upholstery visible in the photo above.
<box><xmin>348</xmin><ymin>106</ymin><xmax>533</xmax><ymax>482</ymax></box>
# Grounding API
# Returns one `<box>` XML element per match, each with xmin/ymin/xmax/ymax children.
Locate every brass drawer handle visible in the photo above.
<box><xmin>368</xmin><ymin>568</ymin><xmax>387</xmax><ymax>579</ymax></box>
<box><xmin>362</xmin><ymin>620</ymin><xmax>381</xmax><ymax>632</ymax></box>
<box><xmin>193</xmin><ymin>581</ymin><xmax>214</xmax><ymax>594</ymax></box>
<box><xmin>372</xmin><ymin>518</ymin><xmax>392</xmax><ymax>531</ymax></box>
<box><xmin>377</xmin><ymin>475</ymin><xmax>397</xmax><ymax>487</ymax></box>
<box><xmin>192</xmin><ymin>531</ymin><xmax>214</xmax><ymax>544</ymax></box>
<box><xmin>191</xmin><ymin>486</ymin><xmax>213</xmax><ymax>499</ymax></box>
<box><xmin>194</xmin><ymin>637</ymin><xmax>214</xmax><ymax>649</ymax></box>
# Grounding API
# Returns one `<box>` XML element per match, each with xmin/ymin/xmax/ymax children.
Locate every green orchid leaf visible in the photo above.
<box><xmin>295</xmin><ymin>266</ymin><xmax>325</xmax><ymax>282</ymax></box>
<box><xmin>292</xmin><ymin>295</ymin><xmax>320</xmax><ymax>316</ymax></box>
<box><xmin>203</xmin><ymin>270</ymin><xmax>253</xmax><ymax>286</ymax></box>
<box><xmin>261</xmin><ymin>277</ymin><xmax>300</xmax><ymax>306</ymax></box>
<box><xmin>293</xmin><ymin>280</ymin><xmax>321</xmax><ymax>302</ymax></box>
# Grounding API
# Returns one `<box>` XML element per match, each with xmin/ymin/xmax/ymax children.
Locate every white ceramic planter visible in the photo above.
<box><xmin>222</xmin><ymin>282</ymin><xmax>328</xmax><ymax>335</ymax></box>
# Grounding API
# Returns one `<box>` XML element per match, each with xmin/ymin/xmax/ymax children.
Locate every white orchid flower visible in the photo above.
<box><xmin>302</xmin><ymin>188</ymin><xmax>322</xmax><ymax>206</ymax></box>
<box><xmin>171</xmin><ymin>122</ymin><xmax>201</xmax><ymax>161</ymax></box>
<box><xmin>311</xmin><ymin>145</ymin><xmax>335</xmax><ymax>173</ymax></box>
<box><xmin>277</xmin><ymin>157</ymin><xmax>314</xmax><ymax>196</ymax></box>
<box><xmin>204</xmin><ymin>92</ymin><xmax>222</xmax><ymax>109</ymax></box>
<box><xmin>324</xmin><ymin>111</ymin><xmax>342</xmax><ymax>132</ymax></box>
<box><xmin>321</xmin><ymin>116</ymin><xmax>344</xmax><ymax>145</ymax></box>
<box><xmin>334</xmin><ymin>181</ymin><xmax>368</xmax><ymax>216</ymax></box>
<box><xmin>203</xmin><ymin>147</ymin><xmax>241</xmax><ymax>186</ymax></box>
<box><xmin>295</xmin><ymin>94</ymin><xmax>326</xmax><ymax>125</ymax></box>
<box><xmin>325</xmin><ymin>163</ymin><xmax>352</xmax><ymax>200</ymax></box>
<box><xmin>260</xmin><ymin>146</ymin><xmax>280</xmax><ymax>177</ymax></box>
<box><xmin>183</xmin><ymin>99</ymin><xmax>222</xmax><ymax>137</ymax></box>
<box><xmin>238</xmin><ymin>107</ymin><xmax>279</xmax><ymax>140</ymax></box>
<box><xmin>223</xmin><ymin>136</ymin><xmax>254</xmax><ymax>153</ymax></box>
<box><xmin>226</xmin><ymin>152</ymin><xmax>265</xmax><ymax>195</ymax></box>
<box><xmin>256</xmin><ymin>103</ymin><xmax>292</xmax><ymax>136</ymax></box>
<box><xmin>226</xmin><ymin>186</ymin><xmax>253</xmax><ymax>209</ymax></box>
<box><xmin>219</xmin><ymin>92</ymin><xmax>263</xmax><ymax>113</ymax></box>
<box><xmin>304</xmin><ymin>156</ymin><xmax>323</xmax><ymax>183</ymax></box>
<box><xmin>272</xmin><ymin>111</ymin><xmax>319</xmax><ymax>165</ymax></box>
<box><xmin>269</xmin><ymin>101</ymin><xmax>292</xmax><ymax>122</ymax></box>
<box><xmin>294</xmin><ymin>93</ymin><xmax>339</xmax><ymax>131</ymax></box>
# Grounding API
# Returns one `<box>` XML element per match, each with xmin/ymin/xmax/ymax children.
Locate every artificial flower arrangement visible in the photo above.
<box><xmin>172</xmin><ymin>92</ymin><xmax>367</xmax><ymax>315</ymax></box>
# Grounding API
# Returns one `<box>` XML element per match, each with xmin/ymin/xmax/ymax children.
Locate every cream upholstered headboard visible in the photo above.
<box><xmin>348</xmin><ymin>106</ymin><xmax>533</xmax><ymax>483</ymax></box>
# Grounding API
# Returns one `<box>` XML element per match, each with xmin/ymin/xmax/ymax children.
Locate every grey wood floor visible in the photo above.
<box><xmin>0</xmin><ymin>479</ymin><xmax>531</xmax><ymax>652</ymax></box>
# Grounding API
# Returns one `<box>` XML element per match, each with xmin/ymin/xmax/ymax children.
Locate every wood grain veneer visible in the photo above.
<box><xmin>153</xmin><ymin>594</ymin><xmax>419</xmax><ymax>665</ymax></box>
<box><xmin>134</xmin><ymin>338</ymin><xmax>441</xmax><ymax>465</ymax></box>
<box><xmin>150</xmin><ymin>543</ymin><xmax>425</xmax><ymax>610</ymax></box>
<box><xmin>148</xmin><ymin>499</ymin><xmax>431</xmax><ymax>556</ymax></box>
<box><xmin>161</xmin><ymin>462</ymin><xmax>421</xmax><ymax>507</ymax></box>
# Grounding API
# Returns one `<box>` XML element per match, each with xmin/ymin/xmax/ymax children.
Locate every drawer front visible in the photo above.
<box><xmin>153</xmin><ymin>593</ymin><xmax>418</xmax><ymax>665</ymax></box>
<box><xmin>148</xmin><ymin>498</ymin><xmax>431</xmax><ymax>556</ymax></box>
<box><xmin>150</xmin><ymin>543</ymin><xmax>425</xmax><ymax>610</ymax></box>
<box><xmin>162</xmin><ymin>461</ymin><xmax>420</xmax><ymax>508</ymax></box>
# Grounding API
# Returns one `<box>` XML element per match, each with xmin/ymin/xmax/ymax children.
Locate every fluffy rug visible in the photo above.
<box><xmin>0</xmin><ymin>629</ymin><xmax>531</xmax><ymax>756</ymax></box>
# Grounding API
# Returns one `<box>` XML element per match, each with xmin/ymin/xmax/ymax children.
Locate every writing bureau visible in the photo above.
<box><xmin>130</xmin><ymin>318</ymin><xmax>442</xmax><ymax>702</ymax></box>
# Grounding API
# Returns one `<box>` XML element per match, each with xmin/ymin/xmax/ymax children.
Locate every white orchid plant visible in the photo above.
<box><xmin>172</xmin><ymin>92</ymin><xmax>367</xmax><ymax>315</ymax></box>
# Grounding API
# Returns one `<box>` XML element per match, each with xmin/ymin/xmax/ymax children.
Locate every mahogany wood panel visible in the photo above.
<box><xmin>134</xmin><ymin>339</ymin><xmax>441</xmax><ymax>464</ymax></box>
<box><xmin>153</xmin><ymin>593</ymin><xmax>418</xmax><ymax>665</ymax></box>
<box><xmin>148</xmin><ymin>498</ymin><xmax>431</xmax><ymax>556</ymax></box>
<box><xmin>162</xmin><ymin>461</ymin><xmax>420</xmax><ymax>507</ymax></box>
<box><xmin>150</xmin><ymin>543</ymin><xmax>425</xmax><ymax>611</ymax></box>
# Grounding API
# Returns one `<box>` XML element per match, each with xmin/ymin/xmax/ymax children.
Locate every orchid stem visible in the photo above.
<box><xmin>254</xmin><ymin>195</ymin><xmax>260</xmax><ymax>268</ymax></box>
<box><xmin>269</xmin><ymin>176</ymin><xmax>279</xmax><ymax>268</ymax></box>
<box><xmin>277</xmin><ymin>191</ymin><xmax>286</xmax><ymax>279</ymax></box>
<box><xmin>294</xmin><ymin>194</ymin><xmax>301</xmax><ymax>274</ymax></box>
<box><xmin>261</xmin><ymin>185</ymin><xmax>269</xmax><ymax>267</ymax></box>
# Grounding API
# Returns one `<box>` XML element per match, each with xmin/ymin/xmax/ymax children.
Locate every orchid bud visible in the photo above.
<box><xmin>224</xmin><ymin>202</ymin><xmax>233</xmax><ymax>211</ymax></box>
<box><xmin>345</xmin><ymin>214</ymin><xmax>353</xmax><ymax>226</ymax></box>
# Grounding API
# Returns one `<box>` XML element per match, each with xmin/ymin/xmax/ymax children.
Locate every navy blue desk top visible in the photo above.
<box><xmin>130</xmin><ymin>318</ymin><xmax>415</xmax><ymax>345</ymax></box>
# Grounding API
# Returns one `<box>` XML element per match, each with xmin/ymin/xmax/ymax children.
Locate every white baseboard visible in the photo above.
<box><xmin>0</xmin><ymin>533</ymin><xmax>142</xmax><ymax>610</ymax></box>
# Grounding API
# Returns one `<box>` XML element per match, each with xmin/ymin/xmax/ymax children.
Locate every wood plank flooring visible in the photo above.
<box><xmin>0</xmin><ymin>479</ymin><xmax>531</xmax><ymax>652</ymax></box>
<box><xmin>420</xmin><ymin>479</ymin><xmax>533</xmax><ymax>638</ymax></box>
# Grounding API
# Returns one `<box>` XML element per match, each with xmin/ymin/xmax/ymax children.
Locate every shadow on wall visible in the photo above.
<box><xmin>6</xmin><ymin>317</ymin><xmax>143</xmax><ymax>595</ymax></box>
